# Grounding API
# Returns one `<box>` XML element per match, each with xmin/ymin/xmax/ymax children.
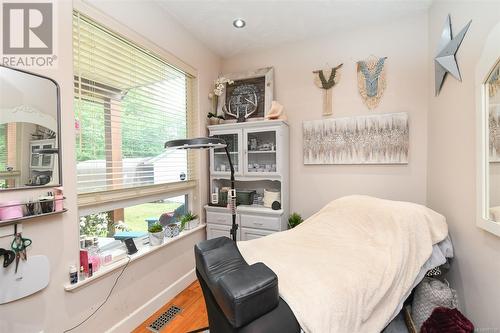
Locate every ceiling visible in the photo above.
<box><xmin>157</xmin><ymin>0</ymin><xmax>433</xmax><ymax>59</ymax></box>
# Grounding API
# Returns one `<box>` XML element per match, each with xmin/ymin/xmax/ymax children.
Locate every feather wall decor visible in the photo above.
<box><xmin>357</xmin><ymin>56</ymin><xmax>387</xmax><ymax>109</ymax></box>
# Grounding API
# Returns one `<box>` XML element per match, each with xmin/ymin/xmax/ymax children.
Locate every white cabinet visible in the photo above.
<box><xmin>206</xmin><ymin>120</ymin><xmax>289</xmax><ymax>241</ymax></box>
<box><xmin>30</xmin><ymin>139</ymin><xmax>56</xmax><ymax>170</ymax></box>
<box><xmin>209</xmin><ymin>121</ymin><xmax>287</xmax><ymax>178</ymax></box>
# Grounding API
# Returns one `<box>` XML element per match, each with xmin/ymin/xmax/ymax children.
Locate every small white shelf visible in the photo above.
<box><xmin>0</xmin><ymin>171</ymin><xmax>20</xmax><ymax>178</ymax></box>
<box><xmin>214</xmin><ymin>152</ymin><xmax>238</xmax><ymax>155</ymax></box>
<box><xmin>64</xmin><ymin>224</ymin><xmax>206</xmax><ymax>292</ymax></box>
<box><xmin>248</xmin><ymin>150</ymin><xmax>276</xmax><ymax>154</ymax></box>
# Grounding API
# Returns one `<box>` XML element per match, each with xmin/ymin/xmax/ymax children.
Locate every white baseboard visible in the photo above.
<box><xmin>106</xmin><ymin>268</ymin><xmax>196</xmax><ymax>333</ymax></box>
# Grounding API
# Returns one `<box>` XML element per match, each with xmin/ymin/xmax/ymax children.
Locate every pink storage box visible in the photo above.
<box><xmin>0</xmin><ymin>201</ymin><xmax>24</xmax><ymax>220</ymax></box>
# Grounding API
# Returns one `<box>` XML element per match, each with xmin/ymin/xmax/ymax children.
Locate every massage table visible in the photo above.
<box><xmin>195</xmin><ymin>196</ymin><xmax>451</xmax><ymax>333</ymax></box>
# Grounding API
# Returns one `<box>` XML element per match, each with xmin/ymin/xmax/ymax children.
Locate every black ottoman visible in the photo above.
<box><xmin>195</xmin><ymin>237</ymin><xmax>300</xmax><ymax>333</ymax></box>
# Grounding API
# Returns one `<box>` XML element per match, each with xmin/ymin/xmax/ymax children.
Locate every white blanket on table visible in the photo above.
<box><xmin>237</xmin><ymin>195</ymin><xmax>448</xmax><ymax>333</ymax></box>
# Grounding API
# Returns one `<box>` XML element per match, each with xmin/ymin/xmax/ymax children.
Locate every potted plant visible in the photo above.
<box><xmin>288</xmin><ymin>212</ymin><xmax>304</xmax><ymax>229</ymax></box>
<box><xmin>180</xmin><ymin>212</ymin><xmax>199</xmax><ymax>231</ymax></box>
<box><xmin>148</xmin><ymin>223</ymin><xmax>164</xmax><ymax>246</ymax></box>
<box><xmin>207</xmin><ymin>112</ymin><xmax>225</xmax><ymax>125</ymax></box>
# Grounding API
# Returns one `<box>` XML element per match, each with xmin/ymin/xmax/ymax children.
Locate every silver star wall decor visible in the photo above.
<box><xmin>434</xmin><ymin>15</ymin><xmax>472</xmax><ymax>96</ymax></box>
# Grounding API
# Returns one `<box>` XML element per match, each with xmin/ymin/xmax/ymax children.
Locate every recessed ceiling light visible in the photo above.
<box><xmin>233</xmin><ymin>18</ymin><xmax>246</xmax><ymax>29</ymax></box>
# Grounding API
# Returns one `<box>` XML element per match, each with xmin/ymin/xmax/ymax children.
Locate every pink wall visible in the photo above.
<box><xmin>0</xmin><ymin>1</ymin><xmax>220</xmax><ymax>332</ymax></box>
<box><xmin>222</xmin><ymin>14</ymin><xmax>429</xmax><ymax>217</ymax></box>
<box><xmin>427</xmin><ymin>1</ymin><xmax>500</xmax><ymax>328</ymax></box>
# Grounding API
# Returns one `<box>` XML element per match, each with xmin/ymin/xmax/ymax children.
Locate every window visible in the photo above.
<box><xmin>80</xmin><ymin>195</ymin><xmax>187</xmax><ymax>239</ymax></box>
<box><xmin>0</xmin><ymin>125</ymin><xmax>6</xmax><ymax>188</ymax></box>
<box><xmin>73</xmin><ymin>11</ymin><xmax>196</xmax><ymax>195</ymax></box>
<box><xmin>73</xmin><ymin>12</ymin><xmax>198</xmax><ymax>246</ymax></box>
<box><xmin>0</xmin><ymin>123</ymin><xmax>16</xmax><ymax>189</ymax></box>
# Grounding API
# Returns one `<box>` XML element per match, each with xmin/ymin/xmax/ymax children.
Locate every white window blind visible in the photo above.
<box><xmin>73</xmin><ymin>11</ymin><xmax>196</xmax><ymax>195</ymax></box>
<box><xmin>0</xmin><ymin>124</ymin><xmax>7</xmax><ymax>170</ymax></box>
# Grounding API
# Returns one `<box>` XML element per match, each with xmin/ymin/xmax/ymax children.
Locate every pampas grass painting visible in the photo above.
<box><xmin>489</xmin><ymin>107</ymin><xmax>500</xmax><ymax>162</ymax></box>
<box><xmin>303</xmin><ymin>112</ymin><xmax>409</xmax><ymax>164</ymax></box>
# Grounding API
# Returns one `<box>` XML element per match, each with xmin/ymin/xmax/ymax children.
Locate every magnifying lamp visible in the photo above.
<box><xmin>164</xmin><ymin>137</ymin><xmax>238</xmax><ymax>241</ymax></box>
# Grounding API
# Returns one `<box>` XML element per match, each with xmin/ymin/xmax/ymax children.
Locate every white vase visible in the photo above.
<box><xmin>185</xmin><ymin>219</ymin><xmax>199</xmax><ymax>230</ymax></box>
<box><xmin>149</xmin><ymin>231</ymin><xmax>164</xmax><ymax>246</ymax></box>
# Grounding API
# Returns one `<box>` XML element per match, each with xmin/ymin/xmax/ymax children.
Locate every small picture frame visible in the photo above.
<box><xmin>217</xmin><ymin>67</ymin><xmax>274</xmax><ymax>122</ymax></box>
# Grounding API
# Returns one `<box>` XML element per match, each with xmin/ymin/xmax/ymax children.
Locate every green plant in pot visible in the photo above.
<box><xmin>288</xmin><ymin>212</ymin><xmax>304</xmax><ymax>229</ymax></box>
<box><xmin>207</xmin><ymin>112</ymin><xmax>225</xmax><ymax>125</ymax></box>
<box><xmin>148</xmin><ymin>223</ymin><xmax>164</xmax><ymax>246</ymax></box>
<box><xmin>180</xmin><ymin>212</ymin><xmax>199</xmax><ymax>231</ymax></box>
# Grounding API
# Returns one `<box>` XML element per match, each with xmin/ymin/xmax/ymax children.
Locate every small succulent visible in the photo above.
<box><xmin>180</xmin><ymin>212</ymin><xmax>198</xmax><ymax>230</ymax></box>
<box><xmin>288</xmin><ymin>213</ymin><xmax>304</xmax><ymax>229</ymax></box>
<box><xmin>181</xmin><ymin>212</ymin><xmax>198</xmax><ymax>222</ymax></box>
<box><xmin>148</xmin><ymin>223</ymin><xmax>163</xmax><ymax>233</ymax></box>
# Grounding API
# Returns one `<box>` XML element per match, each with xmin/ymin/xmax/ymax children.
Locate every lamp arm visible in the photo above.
<box><xmin>225</xmin><ymin>146</ymin><xmax>237</xmax><ymax>241</ymax></box>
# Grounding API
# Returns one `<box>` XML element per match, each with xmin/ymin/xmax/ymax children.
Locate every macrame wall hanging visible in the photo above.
<box><xmin>313</xmin><ymin>63</ymin><xmax>343</xmax><ymax>116</ymax></box>
<box><xmin>356</xmin><ymin>55</ymin><xmax>387</xmax><ymax>110</ymax></box>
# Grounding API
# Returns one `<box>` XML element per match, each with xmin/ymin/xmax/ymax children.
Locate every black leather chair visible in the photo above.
<box><xmin>195</xmin><ymin>237</ymin><xmax>301</xmax><ymax>333</ymax></box>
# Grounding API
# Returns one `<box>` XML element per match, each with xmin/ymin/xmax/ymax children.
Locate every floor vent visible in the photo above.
<box><xmin>147</xmin><ymin>305</ymin><xmax>182</xmax><ymax>332</ymax></box>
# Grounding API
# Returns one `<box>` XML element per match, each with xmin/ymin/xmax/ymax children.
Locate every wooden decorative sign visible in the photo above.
<box><xmin>217</xmin><ymin>67</ymin><xmax>274</xmax><ymax>122</ymax></box>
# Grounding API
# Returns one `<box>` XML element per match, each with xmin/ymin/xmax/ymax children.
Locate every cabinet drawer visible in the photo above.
<box><xmin>241</xmin><ymin>227</ymin><xmax>274</xmax><ymax>241</ymax></box>
<box><xmin>240</xmin><ymin>214</ymin><xmax>281</xmax><ymax>231</ymax></box>
<box><xmin>206</xmin><ymin>211</ymin><xmax>231</xmax><ymax>226</ymax></box>
<box><xmin>207</xmin><ymin>224</ymin><xmax>238</xmax><ymax>240</ymax></box>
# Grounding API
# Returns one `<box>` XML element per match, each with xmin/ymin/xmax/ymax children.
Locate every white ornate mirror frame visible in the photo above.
<box><xmin>476</xmin><ymin>21</ymin><xmax>500</xmax><ymax>236</ymax></box>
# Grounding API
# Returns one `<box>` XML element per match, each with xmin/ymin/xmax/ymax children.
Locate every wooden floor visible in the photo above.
<box><xmin>133</xmin><ymin>281</ymin><xmax>208</xmax><ymax>333</ymax></box>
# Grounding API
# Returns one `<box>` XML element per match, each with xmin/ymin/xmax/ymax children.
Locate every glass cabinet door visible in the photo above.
<box><xmin>245</xmin><ymin>130</ymin><xmax>278</xmax><ymax>174</ymax></box>
<box><xmin>31</xmin><ymin>154</ymin><xmax>40</xmax><ymax>168</ymax></box>
<box><xmin>41</xmin><ymin>144</ymin><xmax>54</xmax><ymax>168</ymax></box>
<box><xmin>41</xmin><ymin>154</ymin><xmax>53</xmax><ymax>168</ymax></box>
<box><xmin>211</xmin><ymin>133</ymin><xmax>240</xmax><ymax>174</ymax></box>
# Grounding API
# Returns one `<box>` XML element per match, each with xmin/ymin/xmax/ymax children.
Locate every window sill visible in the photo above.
<box><xmin>64</xmin><ymin>224</ymin><xmax>206</xmax><ymax>292</ymax></box>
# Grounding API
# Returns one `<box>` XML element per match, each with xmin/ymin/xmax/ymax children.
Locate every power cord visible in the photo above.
<box><xmin>63</xmin><ymin>256</ymin><xmax>132</xmax><ymax>332</ymax></box>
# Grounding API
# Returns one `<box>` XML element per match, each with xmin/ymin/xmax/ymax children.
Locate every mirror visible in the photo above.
<box><xmin>0</xmin><ymin>65</ymin><xmax>61</xmax><ymax>190</ymax></box>
<box><xmin>488</xmin><ymin>60</ymin><xmax>500</xmax><ymax>221</ymax></box>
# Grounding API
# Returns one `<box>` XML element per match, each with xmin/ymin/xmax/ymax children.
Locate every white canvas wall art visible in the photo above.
<box><xmin>489</xmin><ymin>107</ymin><xmax>500</xmax><ymax>162</ymax></box>
<box><xmin>303</xmin><ymin>112</ymin><xmax>409</xmax><ymax>164</ymax></box>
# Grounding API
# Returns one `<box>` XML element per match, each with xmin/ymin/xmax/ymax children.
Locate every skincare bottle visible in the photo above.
<box><xmin>54</xmin><ymin>187</ymin><xmax>64</xmax><ymax>212</ymax></box>
<box><xmin>211</xmin><ymin>187</ymin><xmax>219</xmax><ymax>205</ymax></box>
<box><xmin>79</xmin><ymin>265</ymin><xmax>86</xmax><ymax>281</ymax></box>
<box><xmin>69</xmin><ymin>265</ymin><xmax>78</xmax><ymax>284</ymax></box>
